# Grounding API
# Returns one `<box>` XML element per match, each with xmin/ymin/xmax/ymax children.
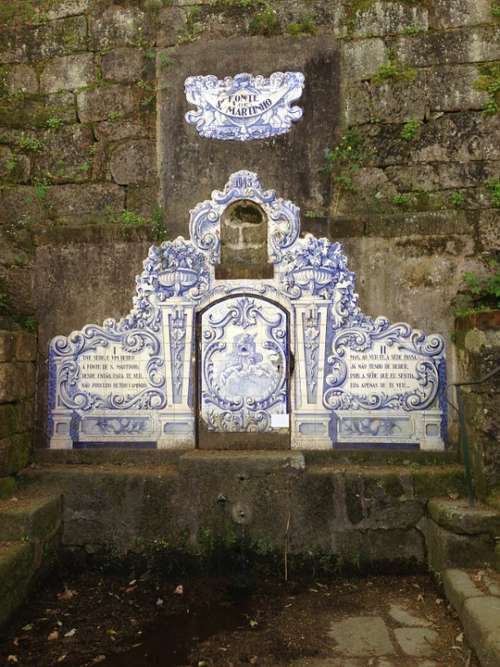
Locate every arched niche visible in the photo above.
<box><xmin>215</xmin><ymin>199</ymin><xmax>273</xmax><ymax>279</ymax></box>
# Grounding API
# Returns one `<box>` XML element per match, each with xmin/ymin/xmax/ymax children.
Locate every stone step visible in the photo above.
<box><xmin>0</xmin><ymin>541</ymin><xmax>34</xmax><ymax>627</ymax></box>
<box><xmin>0</xmin><ymin>490</ymin><xmax>62</xmax><ymax>541</ymax></box>
<box><xmin>443</xmin><ymin>569</ymin><xmax>500</xmax><ymax>667</ymax></box>
<box><xmin>33</xmin><ymin>447</ymin><xmax>459</xmax><ymax>467</ymax></box>
<box><xmin>0</xmin><ymin>487</ymin><xmax>64</xmax><ymax>628</ymax></box>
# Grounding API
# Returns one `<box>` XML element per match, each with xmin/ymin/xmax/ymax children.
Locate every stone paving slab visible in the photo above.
<box><xmin>442</xmin><ymin>568</ymin><xmax>500</xmax><ymax>667</ymax></box>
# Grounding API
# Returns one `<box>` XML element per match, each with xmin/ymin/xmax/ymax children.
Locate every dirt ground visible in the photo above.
<box><xmin>0</xmin><ymin>564</ymin><xmax>479</xmax><ymax>667</ymax></box>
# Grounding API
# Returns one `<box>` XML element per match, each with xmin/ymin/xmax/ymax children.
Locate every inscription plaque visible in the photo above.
<box><xmin>184</xmin><ymin>72</ymin><xmax>305</xmax><ymax>141</ymax></box>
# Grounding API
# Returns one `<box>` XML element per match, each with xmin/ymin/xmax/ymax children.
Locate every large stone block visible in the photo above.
<box><xmin>0</xmin><ymin>400</ymin><xmax>34</xmax><ymax>439</ymax></box>
<box><xmin>40</xmin><ymin>53</ymin><xmax>96</xmax><ymax>93</ymax></box>
<box><xmin>478</xmin><ymin>210</ymin><xmax>500</xmax><ymax>252</ymax></box>
<box><xmin>90</xmin><ymin>6</ymin><xmax>147</xmax><ymax>50</ymax></box>
<box><xmin>341</xmin><ymin>38</ymin><xmax>386</xmax><ymax>81</ymax></box>
<box><xmin>427</xmin><ymin>64</ymin><xmax>488</xmax><ymax>112</ymax></box>
<box><xmin>345</xmin><ymin>70</ymin><xmax>428</xmax><ymax>125</ymax></box>
<box><xmin>46</xmin><ymin>0</ymin><xmax>90</xmax><ymax>20</ymax></box>
<box><xmin>0</xmin><ymin>186</ymin><xmax>46</xmax><ymax>227</ymax></box>
<box><xmin>428</xmin><ymin>498</ymin><xmax>500</xmax><ymax>536</ymax></box>
<box><xmin>0</xmin><ymin>362</ymin><xmax>22</xmax><ymax>403</ymax></box>
<box><xmin>0</xmin><ymin>542</ymin><xmax>34</xmax><ymax>627</ymax></box>
<box><xmin>109</xmin><ymin>139</ymin><xmax>156</xmax><ymax>185</ymax></box>
<box><xmin>336</xmin><ymin>1</ymin><xmax>429</xmax><ymax>38</ymax></box>
<box><xmin>101</xmin><ymin>47</ymin><xmax>148</xmax><ymax>83</ymax></box>
<box><xmin>430</xmin><ymin>0</ymin><xmax>493</xmax><ymax>29</ymax></box>
<box><xmin>391</xmin><ymin>26</ymin><xmax>500</xmax><ymax>69</ymax></box>
<box><xmin>77</xmin><ymin>84</ymin><xmax>141</xmax><ymax>122</ymax></box>
<box><xmin>94</xmin><ymin>115</ymin><xmax>155</xmax><ymax>142</ymax></box>
<box><xmin>3</xmin><ymin>64</ymin><xmax>38</xmax><ymax>95</ymax></box>
<box><xmin>47</xmin><ymin>183</ymin><xmax>125</xmax><ymax>223</ymax></box>
<box><xmin>422</xmin><ymin>517</ymin><xmax>496</xmax><ymax>573</ymax></box>
<box><xmin>462</xmin><ymin>597</ymin><xmax>500</xmax><ymax>667</ymax></box>
<box><xmin>0</xmin><ymin>91</ymin><xmax>76</xmax><ymax>129</ymax></box>
<box><xmin>0</xmin><ymin>331</ymin><xmax>15</xmax><ymax>363</ymax></box>
<box><xmin>33</xmin><ymin>124</ymin><xmax>94</xmax><ymax>184</ymax></box>
<box><xmin>442</xmin><ymin>568</ymin><xmax>485</xmax><ymax>614</ymax></box>
<box><xmin>0</xmin><ymin>493</ymin><xmax>62</xmax><ymax>541</ymax></box>
<box><xmin>15</xmin><ymin>331</ymin><xmax>37</xmax><ymax>362</ymax></box>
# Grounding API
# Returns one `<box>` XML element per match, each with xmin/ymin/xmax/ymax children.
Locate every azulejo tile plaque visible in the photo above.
<box><xmin>48</xmin><ymin>171</ymin><xmax>447</xmax><ymax>451</ymax></box>
<box><xmin>184</xmin><ymin>72</ymin><xmax>305</xmax><ymax>141</ymax></box>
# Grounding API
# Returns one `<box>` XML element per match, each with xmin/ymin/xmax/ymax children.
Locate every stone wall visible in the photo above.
<box><xmin>0</xmin><ymin>0</ymin><xmax>498</xmax><ymax>444</ymax></box>
<box><xmin>455</xmin><ymin>312</ymin><xmax>500</xmax><ymax>501</ymax></box>
<box><xmin>0</xmin><ymin>326</ymin><xmax>37</xmax><ymax>494</ymax></box>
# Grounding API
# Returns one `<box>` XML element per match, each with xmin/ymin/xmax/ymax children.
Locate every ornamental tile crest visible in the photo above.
<box><xmin>184</xmin><ymin>72</ymin><xmax>305</xmax><ymax>141</ymax></box>
<box><xmin>48</xmin><ymin>170</ymin><xmax>447</xmax><ymax>451</ymax></box>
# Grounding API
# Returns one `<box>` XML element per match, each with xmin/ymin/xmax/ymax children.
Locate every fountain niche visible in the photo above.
<box><xmin>48</xmin><ymin>171</ymin><xmax>447</xmax><ymax>451</ymax></box>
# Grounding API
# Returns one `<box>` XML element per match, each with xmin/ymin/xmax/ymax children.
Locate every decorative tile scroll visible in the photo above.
<box><xmin>184</xmin><ymin>72</ymin><xmax>305</xmax><ymax>141</ymax></box>
<box><xmin>48</xmin><ymin>171</ymin><xmax>447</xmax><ymax>451</ymax></box>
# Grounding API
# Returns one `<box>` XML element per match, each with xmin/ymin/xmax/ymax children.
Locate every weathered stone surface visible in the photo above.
<box><xmin>394</xmin><ymin>628</ymin><xmax>438</xmax><ymax>657</ymax></box>
<box><xmin>0</xmin><ymin>362</ymin><xmax>23</xmax><ymax>402</ymax></box>
<box><xmin>365</xmin><ymin>112</ymin><xmax>500</xmax><ymax>166</ymax></box>
<box><xmin>427</xmin><ymin>498</ymin><xmax>500</xmax><ymax>536</ymax></box>
<box><xmin>0</xmin><ymin>541</ymin><xmax>34</xmax><ymax>626</ymax></box>
<box><xmin>94</xmin><ymin>115</ymin><xmax>154</xmax><ymax>142</ymax></box>
<box><xmin>345</xmin><ymin>71</ymin><xmax>428</xmax><ymax>125</ymax></box>
<box><xmin>0</xmin><ymin>145</ymin><xmax>30</xmax><ymax>183</ymax></box>
<box><xmin>0</xmin><ymin>16</ymin><xmax>87</xmax><ymax>63</ymax></box>
<box><xmin>101</xmin><ymin>47</ymin><xmax>147</xmax><ymax>83</ymax></box>
<box><xmin>0</xmin><ymin>331</ymin><xmax>16</xmax><ymax>362</ymax></box>
<box><xmin>478</xmin><ymin>210</ymin><xmax>500</xmax><ymax>252</ymax></box>
<box><xmin>33</xmin><ymin>124</ymin><xmax>94</xmax><ymax>183</ymax></box>
<box><xmin>46</xmin><ymin>0</ymin><xmax>89</xmax><ymax>20</ymax></box>
<box><xmin>389</xmin><ymin>26</ymin><xmax>500</xmax><ymax>68</ymax></box>
<box><xmin>442</xmin><ymin>568</ymin><xmax>485</xmax><ymax>613</ymax></box>
<box><xmin>0</xmin><ymin>432</ymin><xmax>32</xmax><ymax>476</ymax></box>
<box><xmin>0</xmin><ymin>493</ymin><xmax>62</xmax><ymax>541</ymax></box>
<box><xmin>422</xmin><ymin>517</ymin><xmax>496</xmax><ymax>573</ymax></box>
<box><xmin>0</xmin><ymin>91</ymin><xmax>76</xmax><ymax>129</ymax></box>
<box><xmin>329</xmin><ymin>616</ymin><xmax>395</xmax><ymax>656</ymax></box>
<box><xmin>109</xmin><ymin>139</ymin><xmax>156</xmax><ymax>185</ymax></box>
<box><xmin>427</xmin><ymin>65</ymin><xmax>488</xmax><ymax>112</ymax></box>
<box><xmin>0</xmin><ymin>186</ymin><xmax>46</xmax><ymax>227</ymax></box>
<box><xmin>3</xmin><ymin>64</ymin><xmax>38</xmax><ymax>95</ymax></box>
<box><xmin>462</xmin><ymin>597</ymin><xmax>500</xmax><ymax>667</ymax></box>
<box><xmin>336</xmin><ymin>2</ymin><xmax>429</xmax><ymax>38</ymax></box>
<box><xmin>77</xmin><ymin>84</ymin><xmax>141</xmax><ymax>122</ymax></box>
<box><xmin>342</xmin><ymin>38</ymin><xmax>386</xmax><ymax>81</ymax></box>
<box><xmin>90</xmin><ymin>6</ymin><xmax>147</xmax><ymax>50</ymax></box>
<box><xmin>15</xmin><ymin>331</ymin><xmax>36</xmax><ymax>362</ymax></box>
<box><xmin>0</xmin><ymin>476</ymin><xmax>16</xmax><ymax>499</ymax></box>
<box><xmin>126</xmin><ymin>184</ymin><xmax>160</xmax><ymax>219</ymax></box>
<box><xmin>430</xmin><ymin>0</ymin><xmax>493</xmax><ymax>29</ymax></box>
<box><xmin>48</xmin><ymin>183</ymin><xmax>125</xmax><ymax>223</ymax></box>
<box><xmin>0</xmin><ymin>400</ymin><xmax>34</xmax><ymax>439</ymax></box>
<box><xmin>388</xmin><ymin>604</ymin><xmax>431</xmax><ymax>627</ymax></box>
<box><xmin>40</xmin><ymin>53</ymin><xmax>96</xmax><ymax>93</ymax></box>
<box><xmin>156</xmin><ymin>7</ymin><xmax>187</xmax><ymax>47</ymax></box>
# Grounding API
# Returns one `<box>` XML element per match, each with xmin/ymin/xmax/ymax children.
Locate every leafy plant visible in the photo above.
<box><xmin>287</xmin><ymin>14</ymin><xmax>316</xmax><ymax>36</ymax></box>
<box><xmin>402</xmin><ymin>24</ymin><xmax>425</xmax><ymax>36</ymax></box>
<box><xmin>450</xmin><ymin>191</ymin><xmax>465</xmax><ymax>208</ymax></box>
<box><xmin>119</xmin><ymin>208</ymin><xmax>167</xmax><ymax>243</ymax></box>
<box><xmin>474</xmin><ymin>63</ymin><xmax>500</xmax><ymax>115</ymax></box>
<box><xmin>372</xmin><ymin>52</ymin><xmax>417</xmax><ymax>85</ymax></box>
<box><xmin>456</xmin><ymin>259</ymin><xmax>500</xmax><ymax>315</ymax></box>
<box><xmin>248</xmin><ymin>3</ymin><xmax>280</xmax><ymax>36</ymax></box>
<box><xmin>487</xmin><ymin>178</ymin><xmax>500</xmax><ymax>207</ymax></box>
<box><xmin>46</xmin><ymin>116</ymin><xmax>64</xmax><ymax>130</ymax></box>
<box><xmin>392</xmin><ymin>193</ymin><xmax>411</xmax><ymax>206</ymax></box>
<box><xmin>323</xmin><ymin>128</ymin><xmax>369</xmax><ymax>215</ymax></box>
<box><xmin>18</xmin><ymin>133</ymin><xmax>43</xmax><ymax>152</ymax></box>
<box><xmin>33</xmin><ymin>178</ymin><xmax>50</xmax><ymax>200</ymax></box>
<box><xmin>400</xmin><ymin>119</ymin><xmax>421</xmax><ymax>141</ymax></box>
<box><xmin>492</xmin><ymin>2</ymin><xmax>500</xmax><ymax>18</ymax></box>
